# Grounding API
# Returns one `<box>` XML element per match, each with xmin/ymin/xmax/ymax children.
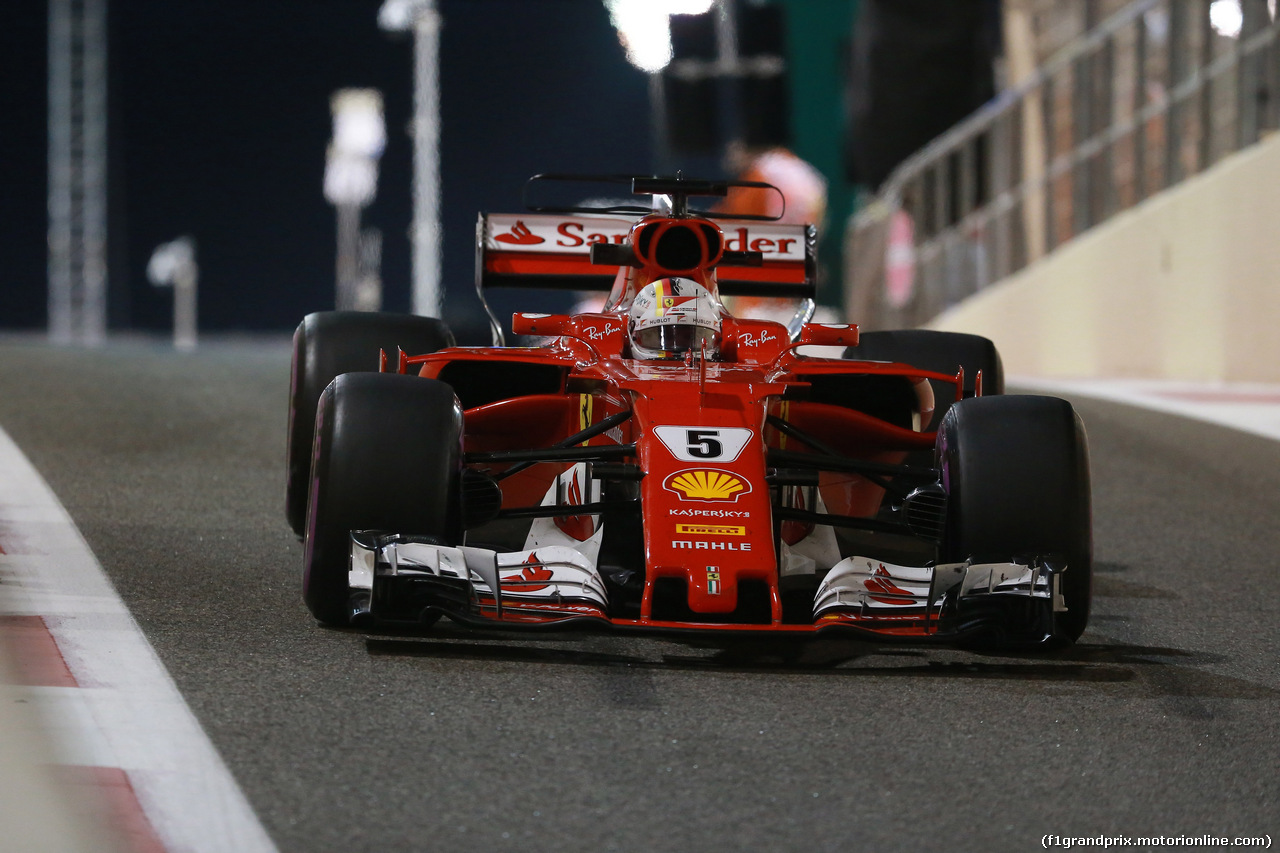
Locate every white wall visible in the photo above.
<box><xmin>928</xmin><ymin>132</ymin><xmax>1280</xmax><ymax>382</ymax></box>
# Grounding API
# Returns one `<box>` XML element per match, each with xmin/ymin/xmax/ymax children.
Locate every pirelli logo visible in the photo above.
<box><xmin>675</xmin><ymin>524</ymin><xmax>745</xmax><ymax>536</ymax></box>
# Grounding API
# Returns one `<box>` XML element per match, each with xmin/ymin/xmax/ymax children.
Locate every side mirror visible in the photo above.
<box><xmin>795</xmin><ymin>323</ymin><xmax>859</xmax><ymax>348</ymax></box>
<box><xmin>511</xmin><ymin>313</ymin><xmax>574</xmax><ymax>337</ymax></box>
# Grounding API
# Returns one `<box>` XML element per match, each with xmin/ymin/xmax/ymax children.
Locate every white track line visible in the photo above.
<box><xmin>0</xmin><ymin>425</ymin><xmax>277</xmax><ymax>853</ymax></box>
<box><xmin>1011</xmin><ymin>376</ymin><xmax>1280</xmax><ymax>443</ymax></box>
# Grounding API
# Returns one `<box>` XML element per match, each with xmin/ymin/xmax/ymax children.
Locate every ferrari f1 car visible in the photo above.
<box><xmin>286</xmin><ymin>175</ymin><xmax>1092</xmax><ymax>648</ymax></box>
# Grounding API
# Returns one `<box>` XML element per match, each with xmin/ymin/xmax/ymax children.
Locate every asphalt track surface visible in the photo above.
<box><xmin>1</xmin><ymin>335</ymin><xmax>1277</xmax><ymax>852</ymax></box>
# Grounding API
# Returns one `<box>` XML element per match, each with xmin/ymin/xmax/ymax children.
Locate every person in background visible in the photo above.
<box><xmin>717</xmin><ymin>143</ymin><xmax>831</xmax><ymax>325</ymax></box>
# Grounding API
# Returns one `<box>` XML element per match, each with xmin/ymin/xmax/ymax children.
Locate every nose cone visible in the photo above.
<box><xmin>685</xmin><ymin>562</ymin><xmax>738</xmax><ymax>613</ymax></box>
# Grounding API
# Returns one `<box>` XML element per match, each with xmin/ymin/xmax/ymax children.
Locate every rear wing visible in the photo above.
<box><xmin>474</xmin><ymin>212</ymin><xmax>817</xmax><ymax>345</ymax></box>
<box><xmin>476</xmin><ymin>212</ymin><xmax>816</xmax><ymax>298</ymax></box>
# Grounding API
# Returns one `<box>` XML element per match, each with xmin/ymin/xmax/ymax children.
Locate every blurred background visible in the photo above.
<box><xmin>0</xmin><ymin>0</ymin><xmax>994</xmax><ymax>345</ymax></box>
<box><xmin>4</xmin><ymin>0</ymin><xmax>1279</xmax><ymax>371</ymax></box>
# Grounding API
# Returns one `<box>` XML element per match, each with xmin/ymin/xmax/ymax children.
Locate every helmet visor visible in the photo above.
<box><xmin>634</xmin><ymin>324</ymin><xmax>718</xmax><ymax>357</ymax></box>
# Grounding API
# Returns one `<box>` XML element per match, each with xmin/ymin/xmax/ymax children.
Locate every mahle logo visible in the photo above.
<box><xmin>664</xmin><ymin>469</ymin><xmax>751</xmax><ymax>502</ymax></box>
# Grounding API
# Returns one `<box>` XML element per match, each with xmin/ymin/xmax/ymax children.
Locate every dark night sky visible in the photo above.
<box><xmin>1</xmin><ymin>1</ymin><xmax>656</xmax><ymax>343</ymax></box>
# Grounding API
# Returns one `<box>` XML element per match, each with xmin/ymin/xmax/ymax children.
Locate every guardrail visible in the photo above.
<box><xmin>845</xmin><ymin>0</ymin><xmax>1280</xmax><ymax>330</ymax></box>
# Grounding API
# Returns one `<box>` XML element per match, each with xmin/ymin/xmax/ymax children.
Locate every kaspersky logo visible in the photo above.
<box><xmin>663</xmin><ymin>468</ymin><xmax>752</xmax><ymax>502</ymax></box>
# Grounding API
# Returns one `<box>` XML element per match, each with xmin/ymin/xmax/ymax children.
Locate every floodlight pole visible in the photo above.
<box><xmin>146</xmin><ymin>236</ymin><xmax>198</xmax><ymax>351</ymax></box>
<box><xmin>413</xmin><ymin>6</ymin><xmax>443</xmax><ymax>318</ymax></box>
<box><xmin>325</xmin><ymin>88</ymin><xmax>385</xmax><ymax>311</ymax></box>
<box><xmin>649</xmin><ymin>72</ymin><xmax>672</xmax><ymax>174</ymax></box>
<box><xmin>48</xmin><ymin>0</ymin><xmax>108</xmax><ymax>346</ymax></box>
<box><xmin>335</xmin><ymin>202</ymin><xmax>362</xmax><ymax>310</ymax></box>
<box><xmin>379</xmin><ymin>0</ymin><xmax>443</xmax><ymax>319</ymax></box>
<box><xmin>714</xmin><ymin>0</ymin><xmax>744</xmax><ymax>154</ymax></box>
<box><xmin>173</xmin><ymin>263</ymin><xmax>197</xmax><ymax>350</ymax></box>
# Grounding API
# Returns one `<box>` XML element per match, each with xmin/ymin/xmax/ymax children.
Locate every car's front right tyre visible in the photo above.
<box><xmin>286</xmin><ymin>311</ymin><xmax>454</xmax><ymax>538</ymax></box>
<box><xmin>303</xmin><ymin>372</ymin><xmax>462</xmax><ymax>626</ymax></box>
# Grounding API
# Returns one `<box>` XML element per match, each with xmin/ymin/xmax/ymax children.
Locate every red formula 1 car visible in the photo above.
<box><xmin>286</xmin><ymin>175</ymin><xmax>1092</xmax><ymax>648</ymax></box>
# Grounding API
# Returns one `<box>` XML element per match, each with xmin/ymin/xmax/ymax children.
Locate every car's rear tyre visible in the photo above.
<box><xmin>287</xmin><ymin>311</ymin><xmax>454</xmax><ymax>536</ymax></box>
<box><xmin>303</xmin><ymin>373</ymin><xmax>463</xmax><ymax>626</ymax></box>
<box><xmin>845</xmin><ymin>330</ymin><xmax>1004</xmax><ymax>430</ymax></box>
<box><xmin>937</xmin><ymin>395</ymin><xmax>1092</xmax><ymax>646</ymax></box>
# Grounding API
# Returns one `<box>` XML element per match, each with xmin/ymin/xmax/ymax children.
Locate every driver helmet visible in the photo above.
<box><xmin>628</xmin><ymin>278</ymin><xmax>722</xmax><ymax>360</ymax></box>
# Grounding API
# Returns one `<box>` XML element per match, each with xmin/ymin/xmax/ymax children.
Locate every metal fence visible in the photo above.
<box><xmin>845</xmin><ymin>0</ymin><xmax>1280</xmax><ymax>330</ymax></box>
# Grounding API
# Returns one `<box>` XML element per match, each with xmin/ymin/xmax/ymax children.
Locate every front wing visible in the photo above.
<box><xmin>348</xmin><ymin>533</ymin><xmax>1073</xmax><ymax>643</ymax></box>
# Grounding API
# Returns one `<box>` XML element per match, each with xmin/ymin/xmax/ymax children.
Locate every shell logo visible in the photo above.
<box><xmin>664</xmin><ymin>469</ymin><xmax>752</xmax><ymax>502</ymax></box>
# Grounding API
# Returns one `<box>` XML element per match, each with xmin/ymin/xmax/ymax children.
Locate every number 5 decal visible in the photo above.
<box><xmin>685</xmin><ymin>430</ymin><xmax>722</xmax><ymax>458</ymax></box>
<box><xmin>654</xmin><ymin>426</ymin><xmax>753</xmax><ymax>462</ymax></box>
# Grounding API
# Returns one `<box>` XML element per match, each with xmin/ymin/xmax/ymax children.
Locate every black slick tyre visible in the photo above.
<box><xmin>286</xmin><ymin>311</ymin><xmax>453</xmax><ymax>536</ymax></box>
<box><xmin>936</xmin><ymin>395</ymin><xmax>1092</xmax><ymax>646</ymax></box>
<box><xmin>303</xmin><ymin>373</ymin><xmax>463</xmax><ymax>626</ymax></box>
<box><xmin>845</xmin><ymin>329</ymin><xmax>1004</xmax><ymax>430</ymax></box>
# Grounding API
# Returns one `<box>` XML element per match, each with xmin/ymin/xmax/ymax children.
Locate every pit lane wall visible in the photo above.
<box><xmin>925</xmin><ymin>132</ymin><xmax>1280</xmax><ymax>383</ymax></box>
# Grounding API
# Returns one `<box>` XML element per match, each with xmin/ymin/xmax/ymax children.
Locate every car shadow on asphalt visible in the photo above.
<box><xmin>360</xmin><ymin>627</ymin><xmax>1279</xmax><ymax>697</ymax></box>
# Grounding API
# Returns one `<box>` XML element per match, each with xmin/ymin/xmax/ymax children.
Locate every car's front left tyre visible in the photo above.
<box><xmin>845</xmin><ymin>329</ymin><xmax>1004</xmax><ymax>430</ymax></box>
<box><xmin>937</xmin><ymin>394</ymin><xmax>1092</xmax><ymax>647</ymax></box>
